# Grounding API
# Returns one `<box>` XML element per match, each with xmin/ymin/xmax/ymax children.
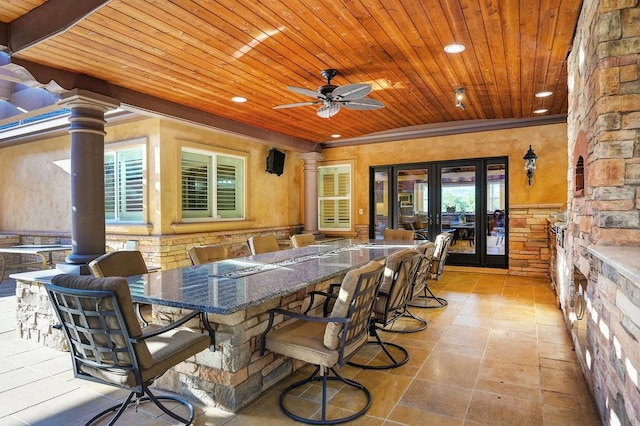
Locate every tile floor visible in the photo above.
<box><xmin>0</xmin><ymin>270</ymin><xmax>602</xmax><ymax>425</ymax></box>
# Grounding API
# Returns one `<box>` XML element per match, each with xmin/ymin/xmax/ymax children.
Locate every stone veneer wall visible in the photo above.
<box><xmin>507</xmin><ymin>204</ymin><xmax>561</xmax><ymax>277</ymax></box>
<box><xmin>566</xmin><ymin>1</ymin><xmax>640</xmax><ymax>423</ymax></box>
<box><xmin>2</xmin><ymin>226</ymin><xmax>302</xmax><ymax>273</ymax></box>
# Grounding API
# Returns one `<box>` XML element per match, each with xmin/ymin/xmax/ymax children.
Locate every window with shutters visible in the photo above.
<box><xmin>104</xmin><ymin>144</ymin><xmax>145</xmax><ymax>223</ymax></box>
<box><xmin>181</xmin><ymin>147</ymin><xmax>245</xmax><ymax>221</ymax></box>
<box><xmin>318</xmin><ymin>164</ymin><xmax>351</xmax><ymax>231</ymax></box>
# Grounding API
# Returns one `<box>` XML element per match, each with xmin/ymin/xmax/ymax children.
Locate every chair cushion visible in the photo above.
<box><xmin>374</xmin><ymin>249</ymin><xmax>420</xmax><ymax>315</ymax></box>
<box><xmin>248</xmin><ymin>235</ymin><xmax>280</xmax><ymax>254</ymax></box>
<box><xmin>189</xmin><ymin>245</ymin><xmax>228</xmax><ymax>264</ymax></box>
<box><xmin>267</xmin><ymin>320</ymin><xmax>368</xmax><ymax>368</ymax></box>
<box><xmin>323</xmin><ymin>260</ymin><xmax>381</xmax><ymax>350</ymax></box>
<box><xmin>88</xmin><ymin>251</ymin><xmax>148</xmax><ymax>278</ymax></box>
<box><xmin>290</xmin><ymin>233</ymin><xmax>316</xmax><ymax>248</ymax></box>
<box><xmin>79</xmin><ymin>324</ymin><xmax>210</xmax><ymax>387</ymax></box>
<box><xmin>383</xmin><ymin>229</ymin><xmax>414</xmax><ymax>240</ymax></box>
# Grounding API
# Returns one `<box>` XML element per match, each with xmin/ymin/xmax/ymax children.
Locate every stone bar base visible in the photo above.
<box><xmin>152</xmin><ymin>274</ymin><xmax>338</xmax><ymax>413</ymax></box>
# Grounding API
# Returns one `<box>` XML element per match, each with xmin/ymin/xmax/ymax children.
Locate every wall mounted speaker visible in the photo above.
<box><xmin>266</xmin><ymin>148</ymin><xmax>285</xmax><ymax>176</ymax></box>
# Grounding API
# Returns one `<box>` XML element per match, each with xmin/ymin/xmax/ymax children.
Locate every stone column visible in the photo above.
<box><xmin>58</xmin><ymin>90</ymin><xmax>119</xmax><ymax>271</ymax></box>
<box><xmin>298</xmin><ymin>152</ymin><xmax>324</xmax><ymax>235</ymax></box>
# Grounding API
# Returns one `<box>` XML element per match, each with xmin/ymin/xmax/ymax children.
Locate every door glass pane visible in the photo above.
<box><xmin>373</xmin><ymin>170</ymin><xmax>389</xmax><ymax>239</ymax></box>
<box><xmin>441</xmin><ymin>165</ymin><xmax>476</xmax><ymax>254</ymax></box>
<box><xmin>397</xmin><ymin>169</ymin><xmax>429</xmax><ymax>239</ymax></box>
<box><xmin>487</xmin><ymin>163</ymin><xmax>506</xmax><ymax>255</ymax></box>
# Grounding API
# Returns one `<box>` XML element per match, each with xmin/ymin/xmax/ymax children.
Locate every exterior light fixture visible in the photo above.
<box><xmin>454</xmin><ymin>87</ymin><xmax>466</xmax><ymax>110</ymax></box>
<box><xmin>523</xmin><ymin>145</ymin><xmax>538</xmax><ymax>186</ymax></box>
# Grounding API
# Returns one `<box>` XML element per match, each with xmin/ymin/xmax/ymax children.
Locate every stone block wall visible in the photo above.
<box><xmin>507</xmin><ymin>204</ymin><xmax>560</xmax><ymax>277</ymax></box>
<box><xmin>151</xmin><ymin>276</ymin><xmax>338</xmax><ymax>413</ymax></box>
<box><xmin>588</xmin><ymin>249</ymin><xmax>640</xmax><ymax>425</ymax></box>
<box><xmin>565</xmin><ymin>1</ymin><xmax>640</xmax><ymax>424</ymax></box>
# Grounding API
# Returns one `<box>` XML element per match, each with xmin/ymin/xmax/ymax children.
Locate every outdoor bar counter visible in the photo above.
<box><xmin>13</xmin><ymin>239</ymin><xmax>419</xmax><ymax>412</ymax></box>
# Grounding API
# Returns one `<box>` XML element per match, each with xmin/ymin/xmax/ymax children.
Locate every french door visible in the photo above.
<box><xmin>370</xmin><ymin>157</ymin><xmax>508</xmax><ymax>268</ymax></box>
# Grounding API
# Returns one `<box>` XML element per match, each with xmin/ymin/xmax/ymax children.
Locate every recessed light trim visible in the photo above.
<box><xmin>331</xmin><ymin>134</ymin><xmax>341</xmax><ymax>138</ymax></box>
<box><xmin>231</xmin><ymin>96</ymin><xmax>247</xmax><ymax>103</ymax></box>
<box><xmin>444</xmin><ymin>44</ymin><xmax>465</xmax><ymax>54</ymax></box>
<box><xmin>533</xmin><ymin>108</ymin><xmax>549</xmax><ymax>114</ymax></box>
<box><xmin>535</xmin><ymin>91</ymin><xmax>553</xmax><ymax>98</ymax></box>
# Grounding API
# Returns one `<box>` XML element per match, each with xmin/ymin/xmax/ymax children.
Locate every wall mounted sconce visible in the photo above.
<box><xmin>454</xmin><ymin>87</ymin><xmax>466</xmax><ymax>110</ymax></box>
<box><xmin>523</xmin><ymin>145</ymin><xmax>538</xmax><ymax>185</ymax></box>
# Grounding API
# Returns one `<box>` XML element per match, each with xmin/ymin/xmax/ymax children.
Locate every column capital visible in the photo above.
<box><xmin>298</xmin><ymin>151</ymin><xmax>325</xmax><ymax>164</ymax></box>
<box><xmin>58</xmin><ymin>89</ymin><xmax>120</xmax><ymax>112</ymax></box>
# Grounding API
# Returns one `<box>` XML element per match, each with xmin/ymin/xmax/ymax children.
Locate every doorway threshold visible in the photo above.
<box><xmin>445</xmin><ymin>265</ymin><xmax>508</xmax><ymax>275</ymax></box>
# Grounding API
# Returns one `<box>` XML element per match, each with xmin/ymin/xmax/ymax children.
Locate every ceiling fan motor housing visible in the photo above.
<box><xmin>318</xmin><ymin>84</ymin><xmax>337</xmax><ymax>96</ymax></box>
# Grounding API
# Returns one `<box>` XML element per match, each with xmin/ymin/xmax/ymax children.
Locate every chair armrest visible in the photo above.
<box><xmin>304</xmin><ymin>282</ymin><xmax>341</xmax><ymax>315</ymax></box>
<box><xmin>132</xmin><ymin>310</ymin><xmax>211</xmax><ymax>343</ymax></box>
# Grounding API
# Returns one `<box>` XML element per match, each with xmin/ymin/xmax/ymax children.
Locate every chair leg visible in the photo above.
<box><xmin>85</xmin><ymin>387</ymin><xmax>195</xmax><ymax>425</ymax></box>
<box><xmin>279</xmin><ymin>365</ymin><xmax>372</xmax><ymax>425</ymax></box>
<box><xmin>348</xmin><ymin>327</ymin><xmax>409</xmax><ymax>370</ymax></box>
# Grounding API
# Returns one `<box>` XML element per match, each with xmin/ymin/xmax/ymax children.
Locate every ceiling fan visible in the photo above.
<box><xmin>273</xmin><ymin>69</ymin><xmax>384</xmax><ymax>118</ymax></box>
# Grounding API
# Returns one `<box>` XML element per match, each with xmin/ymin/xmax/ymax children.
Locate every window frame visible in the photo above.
<box><xmin>180</xmin><ymin>145</ymin><xmax>246</xmax><ymax>222</ymax></box>
<box><xmin>104</xmin><ymin>138</ymin><xmax>147</xmax><ymax>224</ymax></box>
<box><xmin>317</xmin><ymin>163</ymin><xmax>353</xmax><ymax>232</ymax></box>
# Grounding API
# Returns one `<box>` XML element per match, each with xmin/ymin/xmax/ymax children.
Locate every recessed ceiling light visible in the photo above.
<box><xmin>535</xmin><ymin>91</ymin><xmax>553</xmax><ymax>98</ymax></box>
<box><xmin>231</xmin><ymin>96</ymin><xmax>247</xmax><ymax>103</ymax></box>
<box><xmin>534</xmin><ymin>108</ymin><xmax>549</xmax><ymax>114</ymax></box>
<box><xmin>331</xmin><ymin>134</ymin><xmax>341</xmax><ymax>138</ymax></box>
<box><xmin>444</xmin><ymin>44</ymin><xmax>465</xmax><ymax>54</ymax></box>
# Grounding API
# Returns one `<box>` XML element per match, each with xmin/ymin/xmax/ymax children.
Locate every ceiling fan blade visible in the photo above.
<box><xmin>332</xmin><ymin>83</ymin><xmax>372</xmax><ymax>101</ymax></box>
<box><xmin>273</xmin><ymin>101</ymin><xmax>319</xmax><ymax>109</ymax></box>
<box><xmin>342</xmin><ymin>98</ymin><xmax>385</xmax><ymax>110</ymax></box>
<box><xmin>317</xmin><ymin>103</ymin><xmax>341</xmax><ymax>118</ymax></box>
<box><xmin>286</xmin><ymin>85</ymin><xmax>324</xmax><ymax>98</ymax></box>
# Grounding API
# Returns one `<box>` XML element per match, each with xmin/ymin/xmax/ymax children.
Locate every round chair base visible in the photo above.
<box><xmin>379</xmin><ymin>311</ymin><xmax>428</xmax><ymax>334</ymax></box>
<box><xmin>408</xmin><ymin>295</ymin><xmax>448</xmax><ymax>309</ymax></box>
<box><xmin>348</xmin><ymin>340</ymin><xmax>409</xmax><ymax>370</ymax></box>
<box><xmin>87</xmin><ymin>392</ymin><xmax>195</xmax><ymax>425</ymax></box>
<box><xmin>280</xmin><ymin>366</ymin><xmax>371</xmax><ymax>425</ymax></box>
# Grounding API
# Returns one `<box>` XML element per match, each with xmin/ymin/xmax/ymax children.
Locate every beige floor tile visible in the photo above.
<box><xmin>388</xmin><ymin>404</ymin><xmax>464</xmax><ymax>425</ymax></box>
<box><xmin>466</xmin><ymin>390</ymin><xmax>543</xmax><ymax>425</ymax></box>
<box><xmin>417</xmin><ymin>349</ymin><xmax>481</xmax><ymax>389</ymax></box>
<box><xmin>478</xmin><ymin>358</ymin><xmax>542</xmax><ymax>389</ymax></box>
<box><xmin>398</xmin><ymin>379</ymin><xmax>473</xmax><ymax>419</ymax></box>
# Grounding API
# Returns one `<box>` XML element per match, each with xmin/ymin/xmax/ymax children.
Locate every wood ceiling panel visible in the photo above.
<box><xmin>2</xmin><ymin>0</ymin><xmax>583</xmax><ymax>146</ymax></box>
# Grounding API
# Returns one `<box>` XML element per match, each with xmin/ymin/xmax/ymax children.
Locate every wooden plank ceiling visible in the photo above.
<box><xmin>0</xmin><ymin>0</ymin><xmax>582</xmax><ymax>150</ymax></box>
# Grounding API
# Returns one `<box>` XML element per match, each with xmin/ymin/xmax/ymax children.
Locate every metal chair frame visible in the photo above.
<box><xmin>349</xmin><ymin>250</ymin><xmax>422</xmax><ymax>369</ymax></box>
<box><xmin>45</xmin><ymin>282</ymin><xmax>212</xmax><ymax>425</ymax></box>
<box><xmin>259</xmin><ymin>265</ymin><xmax>384</xmax><ymax>425</ymax></box>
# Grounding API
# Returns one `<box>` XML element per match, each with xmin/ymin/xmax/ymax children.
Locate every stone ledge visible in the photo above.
<box><xmin>588</xmin><ymin>245</ymin><xmax>640</xmax><ymax>284</ymax></box>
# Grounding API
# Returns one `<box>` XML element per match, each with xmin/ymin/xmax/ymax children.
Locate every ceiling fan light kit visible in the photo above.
<box><xmin>273</xmin><ymin>69</ymin><xmax>384</xmax><ymax>118</ymax></box>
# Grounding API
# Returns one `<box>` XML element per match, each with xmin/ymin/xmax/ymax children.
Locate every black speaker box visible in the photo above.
<box><xmin>266</xmin><ymin>148</ymin><xmax>285</xmax><ymax>176</ymax></box>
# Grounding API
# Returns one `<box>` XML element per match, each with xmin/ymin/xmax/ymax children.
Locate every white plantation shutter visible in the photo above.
<box><xmin>181</xmin><ymin>148</ymin><xmax>245</xmax><ymax>220</ymax></box>
<box><xmin>104</xmin><ymin>146</ymin><xmax>144</xmax><ymax>222</ymax></box>
<box><xmin>182</xmin><ymin>151</ymin><xmax>212</xmax><ymax>218</ymax></box>
<box><xmin>318</xmin><ymin>165</ymin><xmax>351</xmax><ymax>231</ymax></box>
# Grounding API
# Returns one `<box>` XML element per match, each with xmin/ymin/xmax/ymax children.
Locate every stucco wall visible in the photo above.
<box><xmin>0</xmin><ymin>117</ymin><xmax>302</xmax><ymax>236</ymax></box>
<box><xmin>321</xmin><ymin>123</ymin><xmax>569</xmax><ymax>228</ymax></box>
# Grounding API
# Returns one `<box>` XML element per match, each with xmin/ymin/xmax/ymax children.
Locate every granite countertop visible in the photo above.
<box><xmin>588</xmin><ymin>246</ymin><xmax>640</xmax><ymax>284</ymax></box>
